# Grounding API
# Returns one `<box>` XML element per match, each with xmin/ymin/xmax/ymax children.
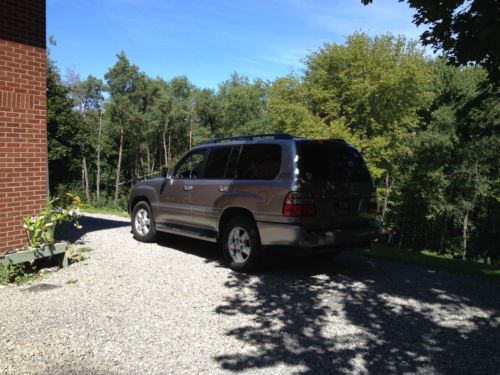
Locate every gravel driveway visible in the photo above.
<box><xmin>1</xmin><ymin>213</ymin><xmax>499</xmax><ymax>374</ymax></box>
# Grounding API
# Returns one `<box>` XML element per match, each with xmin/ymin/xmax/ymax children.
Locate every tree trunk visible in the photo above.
<box><xmin>398</xmin><ymin>218</ymin><xmax>405</xmax><ymax>249</ymax></box>
<box><xmin>380</xmin><ymin>173</ymin><xmax>392</xmax><ymax>223</ymax></box>
<box><xmin>150</xmin><ymin>146</ymin><xmax>155</xmax><ymax>175</ymax></box>
<box><xmin>439</xmin><ymin>219</ymin><xmax>448</xmax><ymax>254</ymax></box>
<box><xmin>81</xmin><ymin>163</ymin><xmax>85</xmax><ymax>190</ymax></box>
<box><xmin>461</xmin><ymin>159</ymin><xmax>480</xmax><ymax>260</ymax></box>
<box><xmin>162</xmin><ymin>129</ymin><xmax>168</xmax><ymax>167</ymax></box>
<box><xmin>189</xmin><ymin>123</ymin><xmax>193</xmax><ymax>149</ymax></box>
<box><xmin>189</xmin><ymin>103</ymin><xmax>195</xmax><ymax>149</ymax></box>
<box><xmin>168</xmin><ymin>134</ymin><xmax>171</xmax><ymax>163</ymax></box>
<box><xmin>462</xmin><ymin>210</ymin><xmax>469</xmax><ymax>260</ymax></box>
<box><xmin>114</xmin><ymin>121</ymin><xmax>124</xmax><ymax>205</ymax></box>
<box><xmin>135</xmin><ymin>123</ymin><xmax>142</xmax><ymax>181</ymax></box>
<box><xmin>82</xmin><ymin>156</ymin><xmax>91</xmax><ymax>203</ymax></box>
<box><xmin>96</xmin><ymin>108</ymin><xmax>103</xmax><ymax>200</ymax></box>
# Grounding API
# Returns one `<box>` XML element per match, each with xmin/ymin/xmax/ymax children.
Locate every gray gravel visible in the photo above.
<box><xmin>1</xmin><ymin>213</ymin><xmax>499</xmax><ymax>374</ymax></box>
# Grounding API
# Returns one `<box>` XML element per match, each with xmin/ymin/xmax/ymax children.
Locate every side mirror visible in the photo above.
<box><xmin>161</xmin><ymin>167</ymin><xmax>169</xmax><ymax>178</ymax></box>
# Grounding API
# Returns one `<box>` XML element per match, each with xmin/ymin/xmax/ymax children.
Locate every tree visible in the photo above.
<box><xmin>132</xmin><ymin>74</ymin><xmax>159</xmax><ymax>180</ymax></box>
<box><xmin>46</xmin><ymin>57</ymin><xmax>86</xmax><ymax>193</ymax></box>
<box><xmin>192</xmin><ymin>88</ymin><xmax>220</xmax><ymax>145</ymax></box>
<box><xmin>105</xmin><ymin>52</ymin><xmax>142</xmax><ymax>205</ymax></box>
<box><xmin>217</xmin><ymin>73</ymin><xmax>272</xmax><ymax>137</ymax></box>
<box><xmin>362</xmin><ymin>0</ymin><xmax>500</xmax><ymax>83</ymax></box>
<box><xmin>394</xmin><ymin>58</ymin><xmax>499</xmax><ymax>261</ymax></box>
<box><xmin>268</xmin><ymin>75</ymin><xmax>327</xmax><ymax>138</ymax></box>
<box><xmin>81</xmin><ymin>76</ymin><xmax>106</xmax><ymax>200</ymax></box>
<box><xmin>301</xmin><ymin>33</ymin><xmax>430</xmax><ymax>222</ymax></box>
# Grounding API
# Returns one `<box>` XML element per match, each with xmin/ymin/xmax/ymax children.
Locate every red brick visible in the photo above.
<box><xmin>0</xmin><ymin>36</ymin><xmax>46</xmax><ymax>253</ymax></box>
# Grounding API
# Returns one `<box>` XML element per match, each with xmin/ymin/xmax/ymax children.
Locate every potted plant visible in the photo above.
<box><xmin>23</xmin><ymin>193</ymin><xmax>82</xmax><ymax>248</ymax></box>
<box><xmin>23</xmin><ymin>214</ymin><xmax>55</xmax><ymax>247</ymax></box>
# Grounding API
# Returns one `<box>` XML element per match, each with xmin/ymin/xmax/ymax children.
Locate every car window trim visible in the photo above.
<box><xmin>226</xmin><ymin>145</ymin><xmax>242</xmax><ymax>179</ymax></box>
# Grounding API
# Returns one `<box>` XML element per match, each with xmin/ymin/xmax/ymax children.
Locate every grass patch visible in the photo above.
<box><xmin>0</xmin><ymin>264</ymin><xmax>40</xmax><ymax>285</ymax></box>
<box><xmin>67</xmin><ymin>245</ymin><xmax>93</xmax><ymax>263</ymax></box>
<box><xmin>81</xmin><ymin>204</ymin><xmax>129</xmax><ymax>218</ymax></box>
<box><xmin>353</xmin><ymin>245</ymin><xmax>500</xmax><ymax>278</ymax></box>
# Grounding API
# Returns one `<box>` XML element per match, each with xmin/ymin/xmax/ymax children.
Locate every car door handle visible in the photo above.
<box><xmin>218</xmin><ymin>186</ymin><xmax>229</xmax><ymax>192</ymax></box>
<box><xmin>183</xmin><ymin>185</ymin><xmax>194</xmax><ymax>191</ymax></box>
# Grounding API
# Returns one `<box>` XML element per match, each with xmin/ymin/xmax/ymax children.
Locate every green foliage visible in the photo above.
<box><xmin>268</xmin><ymin>76</ymin><xmax>327</xmax><ymax>137</ymax></box>
<box><xmin>353</xmin><ymin>245</ymin><xmax>500</xmax><ymax>278</ymax></box>
<box><xmin>0</xmin><ymin>264</ymin><xmax>38</xmax><ymax>285</ymax></box>
<box><xmin>23</xmin><ymin>193</ymin><xmax>83</xmax><ymax>247</ymax></box>
<box><xmin>47</xmin><ymin>58</ymin><xmax>86</xmax><ymax>191</ymax></box>
<box><xmin>22</xmin><ymin>216</ymin><xmax>54</xmax><ymax>247</ymax></box>
<box><xmin>303</xmin><ymin>33</ymin><xmax>430</xmax><ymax>179</ymax></box>
<box><xmin>269</xmin><ymin>33</ymin><xmax>431</xmax><ymax>223</ymax></box>
<box><xmin>81</xmin><ymin>203</ymin><xmax>129</xmax><ymax>217</ymax></box>
<box><xmin>362</xmin><ymin>0</ymin><xmax>500</xmax><ymax>83</ymax></box>
<box><xmin>67</xmin><ymin>245</ymin><xmax>92</xmax><ymax>263</ymax></box>
<box><xmin>393</xmin><ymin>59</ymin><xmax>499</xmax><ymax>260</ymax></box>
<box><xmin>216</xmin><ymin>73</ymin><xmax>272</xmax><ymax>137</ymax></box>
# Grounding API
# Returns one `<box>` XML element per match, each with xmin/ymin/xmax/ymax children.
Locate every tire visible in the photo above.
<box><xmin>131</xmin><ymin>201</ymin><xmax>157</xmax><ymax>242</ymax></box>
<box><xmin>221</xmin><ymin>216</ymin><xmax>262</xmax><ymax>272</ymax></box>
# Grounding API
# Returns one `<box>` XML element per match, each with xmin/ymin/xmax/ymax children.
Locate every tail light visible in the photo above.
<box><xmin>367</xmin><ymin>191</ymin><xmax>378</xmax><ymax>214</ymax></box>
<box><xmin>283</xmin><ymin>192</ymin><xmax>316</xmax><ymax>217</ymax></box>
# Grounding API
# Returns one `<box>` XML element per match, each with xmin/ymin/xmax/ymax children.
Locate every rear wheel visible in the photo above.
<box><xmin>131</xmin><ymin>201</ymin><xmax>157</xmax><ymax>242</ymax></box>
<box><xmin>222</xmin><ymin>216</ymin><xmax>262</xmax><ymax>272</ymax></box>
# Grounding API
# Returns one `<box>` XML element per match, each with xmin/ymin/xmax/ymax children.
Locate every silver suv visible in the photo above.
<box><xmin>128</xmin><ymin>133</ymin><xmax>381</xmax><ymax>271</ymax></box>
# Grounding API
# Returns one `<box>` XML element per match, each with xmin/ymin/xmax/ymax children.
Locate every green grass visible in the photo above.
<box><xmin>81</xmin><ymin>204</ymin><xmax>129</xmax><ymax>218</ymax></box>
<box><xmin>353</xmin><ymin>245</ymin><xmax>500</xmax><ymax>278</ymax></box>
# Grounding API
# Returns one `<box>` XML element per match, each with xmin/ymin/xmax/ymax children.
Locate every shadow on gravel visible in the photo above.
<box><xmin>56</xmin><ymin>215</ymin><xmax>130</xmax><ymax>243</ymax></box>
<box><xmin>156</xmin><ymin>233</ymin><xmax>222</xmax><ymax>265</ymax></box>
<box><xmin>214</xmin><ymin>253</ymin><xmax>500</xmax><ymax>374</ymax></box>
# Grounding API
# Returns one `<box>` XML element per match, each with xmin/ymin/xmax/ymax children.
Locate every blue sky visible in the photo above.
<box><xmin>48</xmin><ymin>0</ymin><xmax>424</xmax><ymax>89</ymax></box>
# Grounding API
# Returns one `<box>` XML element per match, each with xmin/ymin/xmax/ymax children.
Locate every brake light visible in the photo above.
<box><xmin>367</xmin><ymin>191</ymin><xmax>378</xmax><ymax>214</ymax></box>
<box><xmin>283</xmin><ymin>192</ymin><xmax>316</xmax><ymax>217</ymax></box>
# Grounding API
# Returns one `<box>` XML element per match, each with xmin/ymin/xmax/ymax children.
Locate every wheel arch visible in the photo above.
<box><xmin>217</xmin><ymin>207</ymin><xmax>257</xmax><ymax>242</ymax></box>
<box><xmin>130</xmin><ymin>196</ymin><xmax>152</xmax><ymax>212</ymax></box>
<box><xmin>129</xmin><ymin>184</ymin><xmax>159</xmax><ymax>217</ymax></box>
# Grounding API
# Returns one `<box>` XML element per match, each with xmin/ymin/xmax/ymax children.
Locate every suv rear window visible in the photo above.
<box><xmin>237</xmin><ymin>144</ymin><xmax>281</xmax><ymax>180</ymax></box>
<box><xmin>298</xmin><ymin>141</ymin><xmax>371</xmax><ymax>182</ymax></box>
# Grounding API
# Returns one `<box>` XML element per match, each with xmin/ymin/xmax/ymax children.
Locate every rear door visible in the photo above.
<box><xmin>297</xmin><ymin>141</ymin><xmax>374</xmax><ymax>229</ymax></box>
<box><xmin>188</xmin><ymin>146</ymin><xmax>240</xmax><ymax>230</ymax></box>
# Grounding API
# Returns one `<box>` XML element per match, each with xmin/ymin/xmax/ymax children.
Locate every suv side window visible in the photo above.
<box><xmin>204</xmin><ymin>147</ymin><xmax>232</xmax><ymax>179</ymax></box>
<box><xmin>174</xmin><ymin>149</ymin><xmax>207</xmax><ymax>179</ymax></box>
<box><xmin>237</xmin><ymin>144</ymin><xmax>281</xmax><ymax>180</ymax></box>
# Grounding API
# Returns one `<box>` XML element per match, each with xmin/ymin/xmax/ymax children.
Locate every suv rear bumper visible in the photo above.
<box><xmin>257</xmin><ymin>220</ymin><xmax>381</xmax><ymax>248</ymax></box>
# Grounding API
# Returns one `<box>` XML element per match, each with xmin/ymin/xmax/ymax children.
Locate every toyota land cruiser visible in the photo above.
<box><xmin>128</xmin><ymin>133</ymin><xmax>381</xmax><ymax>271</ymax></box>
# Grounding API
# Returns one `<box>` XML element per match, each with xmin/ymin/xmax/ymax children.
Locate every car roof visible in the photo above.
<box><xmin>191</xmin><ymin>133</ymin><xmax>349</xmax><ymax>150</ymax></box>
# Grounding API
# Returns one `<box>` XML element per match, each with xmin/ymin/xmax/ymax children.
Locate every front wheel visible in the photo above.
<box><xmin>222</xmin><ymin>216</ymin><xmax>262</xmax><ymax>272</ymax></box>
<box><xmin>131</xmin><ymin>201</ymin><xmax>157</xmax><ymax>242</ymax></box>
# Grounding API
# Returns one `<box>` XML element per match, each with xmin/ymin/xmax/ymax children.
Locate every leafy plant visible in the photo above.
<box><xmin>0</xmin><ymin>263</ymin><xmax>38</xmax><ymax>285</ymax></box>
<box><xmin>23</xmin><ymin>193</ymin><xmax>83</xmax><ymax>247</ymax></box>
<box><xmin>22</xmin><ymin>215</ymin><xmax>54</xmax><ymax>247</ymax></box>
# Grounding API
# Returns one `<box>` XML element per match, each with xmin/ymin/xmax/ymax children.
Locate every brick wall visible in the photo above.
<box><xmin>0</xmin><ymin>1</ymin><xmax>47</xmax><ymax>254</ymax></box>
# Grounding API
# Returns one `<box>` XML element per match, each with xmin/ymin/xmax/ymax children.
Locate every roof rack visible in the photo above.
<box><xmin>202</xmin><ymin>133</ymin><xmax>294</xmax><ymax>144</ymax></box>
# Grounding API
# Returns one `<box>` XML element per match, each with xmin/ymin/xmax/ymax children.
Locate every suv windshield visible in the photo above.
<box><xmin>298</xmin><ymin>141</ymin><xmax>371</xmax><ymax>183</ymax></box>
